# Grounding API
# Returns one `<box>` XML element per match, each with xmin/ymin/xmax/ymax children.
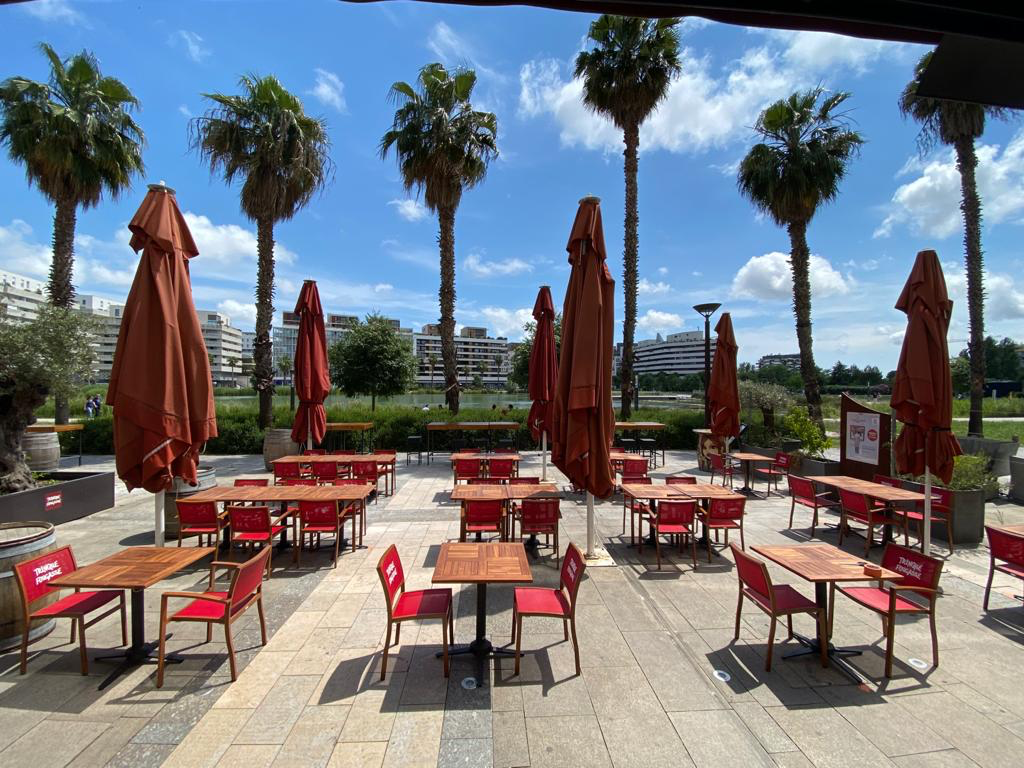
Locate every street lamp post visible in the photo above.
<box><xmin>693</xmin><ymin>303</ymin><xmax>722</xmax><ymax>428</ymax></box>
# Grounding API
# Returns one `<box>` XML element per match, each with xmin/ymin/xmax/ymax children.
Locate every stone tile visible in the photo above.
<box><xmin>438</xmin><ymin>738</ymin><xmax>493</xmax><ymax>768</ymax></box>
<box><xmin>732</xmin><ymin>702</ymin><xmax>798</xmax><ymax>754</ymax></box>
<box><xmin>622</xmin><ymin>630</ymin><xmax>728</xmax><ymax>712</ymax></box>
<box><xmin>213</xmin><ymin>651</ymin><xmax>298</xmax><ymax>710</ymax></box>
<box><xmin>381</xmin><ymin>709</ymin><xmax>443</xmax><ymax>768</ymax></box>
<box><xmin>265</xmin><ymin>610</ymin><xmax>326</xmax><ymax>653</ymax></box>
<box><xmin>599</xmin><ymin>710</ymin><xmax>693</xmax><ymax>768</ymax></box>
<box><xmin>771</xmin><ymin>753</ymin><xmax>815</xmax><ymax>768</ymax></box>
<box><xmin>106</xmin><ymin>742</ymin><xmax>179</xmax><ymax>768</ymax></box>
<box><xmin>163</xmin><ymin>708</ymin><xmax>254</xmax><ymax>768</ymax></box>
<box><xmin>328</xmin><ymin>741</ymin><xmax>388</xmax><ymax>767</ymax></box>
<box><xmin>766</xmin><ymin>707</ymin><xmax>896</xmax><ymax>768</ymax></box>
<box><xmin>0</xmin><ymin>718</ymin><xmax>109</xmax><ymax>768</ymax></box>
<box><xmin>492</xmin><ymin>710</ymin><xmax>529</xmax><ymax>768</ymax></box>
<box><xmin>525</xmin><ymin>714</ymin><xmax>611</xmax><ymax>768</ymax></box>
<box><xmin>891</xmin><ymin>750</ymin><xmax>984</xmax><ymax>767</ymax></box>
<box><xmin>235</xmin><ymin>675</ymin><xmax>322</xmax><ymax>745</ymax></box>
<box><xmin>66</xmin><ymin>716</ymin><xmax>147</xmax><ymax>768</ymax></box>
<box><xmin>272</xmin><ymin>705</ymin><xmax>350</xmax><ymax>767</ymax></box>
<box><xmin>216</xmin><ymin>744</ymin><xmax>280</xmax><ymax>767</ymax></box>
<box><xmin>670</xmin><ymin>709</ymin><xmax>775</xmax><ymax>768</ymax></box>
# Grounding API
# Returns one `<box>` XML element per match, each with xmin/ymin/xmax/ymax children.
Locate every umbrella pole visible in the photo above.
<box><xmin>541</xmin><ymin>431</ymin><xmax>548</xmax><ymax>481</ymax></box>
<box><xmin>923</xmin><ymin>432</ymin><xmax>932</xmax><ymax>556</ymax></box>
<box><xmin>586</xmin><ymin>491</ymin><xmax>596</xmax><ymax>558</ymax></box>
<box><xmin>154</xmin><ymin>490</ymin><xmax>165</xmax><ymax>548</ymax></box>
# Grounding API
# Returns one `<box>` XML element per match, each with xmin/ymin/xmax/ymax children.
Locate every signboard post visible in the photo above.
<box><xmin>839</xmin><ymin>393</ymin><xmax>891</xmax><ymax>481</ymax></box>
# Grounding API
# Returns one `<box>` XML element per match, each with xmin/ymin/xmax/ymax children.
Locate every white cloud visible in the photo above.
<box><xmin>427</xmin><ymin>21</ymin><xmax>504</xmax><ymax>83</ymax></box>
<box><xmin>479</xmin><ymin>307</ymin><xmax>532</xmax><ymax>339</ymax></box>
<box><xmin>637</xmin><ymin>309</ymin><xmax>684</xmax><ymax>335</ymax></box>
<box><xmin>387</xmin><ymin>198</ymin><xmax>428</xmax><ymax>222</ymax></box>
<box><xmin>178</xmin><ymin>104</ymin><xmax>192</xmax><ymax>118</ymax></box>
<box><xmin>692</xmin><ymin>271</ymin><xmax>703</xmax><ymax>278</ymax></box>
<box><xmin>176</xmin><ymin>30</ymin><xmax>210</xmax><ymax>63</ymax></box>
<box><xmin>0</xmin><ymin>220</ymin><xmax>51</xmax><ymax>277</ymax></box>
<box><xmin>844</xmin><ymin>258</ymin><xmax>880</xmax><ymax>271</ymax></box>
<box><xmin>217</xmin><ymin>299</ymin><xmax>256</xmax><ymax>328</ymax></box>
<box><xmin>731</xmin><ymin>251</ymin><xmax>851</xmax><ymax>301</ymax></box>
<box><xmin>374</xmin><ymin>283</ymin><xmax>393</xmax><ymax>293</ymax></box>
<box><xmin>183</xmin><ymin>212</ymin><xmax>297</xmax><ymax>273</ymax></box>
<box><xmin>309</xmin><ymin>68</ymin><xmax>346</xmax><ymax>113</ymax></box>
<box><xmin>519</xmin><ymin>31</ymin><xmax>908</xmax><ymax>156</ymax></box>
<box><xmin>875</xmin><ymin>131</ymin><xmax>1024</xmax><ymax>239</ymax></box>
<box><xmin>657</xmin><ymin>266</ymin><xmax>668</xmax><ymax>276</ymax></box>
<box><xmin>22</xmin><ymin>0</ymin><xmax>83</xmax><ymax>24</ymax></box>
<box><xmin>638</xmin><ymin>278</ymin><xmax>671</xmax><ymax>295</ymax></box>
<box><xmin>381</xmin><ymin>239</ymin><xmax>436</xmax><ymax>270</ymax></box>
<box><xmin>465</xmin><ymin>252</ymin><xmax>533</xmax><ymax>278</ymax></box>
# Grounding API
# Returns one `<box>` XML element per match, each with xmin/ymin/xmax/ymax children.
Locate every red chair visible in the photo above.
<box><xmin>755</xmin><ymin>452</ymin><xmax>791</xmax><ymax>496</ymax></box>
<box><xmin>488</xmin><ymin>457</ymin><xmax>516</xmax><ymax>482</ymax></box>
<box><xmin>838</xmin><ymin>488</ymin><xmax>904</xmax><ymax>557</ymax></box>
<box><xmin>519</xmin><ymin>498</ymin><xmax>561</xmax><ymax>566</ymax></box>
<box><xmin>698</xmin><ymin>497</ymin><xmax>746</xmax><ymax>562</ymax></box>
<box><xmin>454</xmin><ymin>458</ymin><xmax>484</xmax><ymax>484</ymax></box>
<box><xmin>708</xmin><ymin>452</ymin><xmax>738</xmax><ymax>488</ymax></box>
<box><xmin>899</xmin><ymin>488</ymin><xmax>955</xmax><ymax>555</ymax></box>
<box><xmin>621</xmin><ymin>476</ymin><xmax>652</xmax><ymax>543</ymax></box>
<box><xmin>507</xmin><ymin>477</ymin><xmax>541</xmax><ymax>537</ymax></box>
<box><xmin>233</xmin><ymin>478</ymin><xmax>269</xmax><ymax>487</ymax></box>
<box><xmin>294</xmin><ymin>499</ymin><xmax>352</xmax><ymax>567</ymax></box>
<box><xmin>310</xmin><ymin>459</ymin><xmax>339</xmax><ymax>485</ymax></box>
<box><xmin>665</xmin><ymin>475</ymin><xmax>697</xmax><ymax>485</ymax></box>
<box><xmin>983</xmin><ymin>525</ymin><xmax>1024</xmax><ymax>611</ymax></box>
<box><xmin>376</xmin><ymin>544</ymin><xmax>452</xmax><ymax>680</ymax></box>
<box><xmin>351</xmin><ymin>461</ymin><xmax>379</xmax><ymax>502</ymax></box>
<box><xmin>787</xmin><ymin>475</ymin><xmax>839</xmax><ymax>535</ymax></box>
<box><xmin>274</xmin><ymin>461</ymin><xmax>304</xmax><ymax>484</ymax></box>
<box><xmin>156</xmin><ymin>547</ymin><xmax>270</xmax><ymax>686</ymax></box>
<box><xmin>621</xmin><ymin>458</ymin><xmax>648</xmax><ymax>482</ymax></box>
<box><xmin>467</xmin><ymin>477</ymin><xmax>503</xmax><ymax>485</ymax></box>
<box><xmin>640</xmin><ymin>499</ymin><xmax>698</xmax><ymax>570</ymax></box>
<box><xmin>175</xmin><ymin>500</ymin><xmax>223</xmax><ymax>548</ymax></box>
<box><xmin>731</xmin><ymin>544</ymin><xmax>825</xmax><ymax>671</ymax></box>
<box><xmin>509</xmin><ymin>477</ymin><xmax>541</xmax><ymax>485</ymax></box>
<box><xmin>373</xmin><ymin>450</ymin><xmax>397</xmax><ymax>496</ymax></box>
<box><xmin>830</xmin><ymin>544</ymin><xmax>942</xmax><ymax>677</ymax></box>
<box><xmin>14</xmin><ymin>546</ymin><xmax>127</xmax><ymax>675</ymax></box>
<box><xmin>281</xmin><ymin>477</ymin><xmax>317</xmax><ymax>486</ymax></box>
<box><xmin>333</xmin><ymin>478</ymin><xmax>368</xmax><ymax>541</ymax></box>
<box><xmin>304</xmin><ymin>449</ymin><xmax>326</xmax><ymax>456</ymax></box>
<box><xmin>512</xmin><ymin>543</ymin><xmax>586</xmax><ymax>676</ymax></box>
<box><xmin>228</xmin><ymin>505</ymin><xmax>284</xmax><ymax>576</ymax></box>
<box><xmin>463</xmin><ymin>499</ymin><xmax>504</xmax><ymax>541</ymax></box>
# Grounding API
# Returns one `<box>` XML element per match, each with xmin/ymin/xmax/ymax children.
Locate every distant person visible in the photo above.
<box><xmin>91</xmin><ymin>395</ymin><xmax>102</xmax><ymax>417</ymax></box>
<box><xmin>491</xmin><ymin>404</ymin><xmax>497</xmax><ymax>411</ymax></box>
<box><xmin>84</xmin><ymin>399</ymin><xmax>94</xmax><ymax>418</ymax></box>
<box><xmin>422</xmin><ymin>404</ymin><xmax>430</xmax><ymax>412</ymax></box>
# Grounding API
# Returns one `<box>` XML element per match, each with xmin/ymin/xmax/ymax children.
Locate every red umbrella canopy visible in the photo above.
<box><xmin>550</xmin><ymin>197</ymin><xmax>616</xmax><ymax>499</ymax></box>
<box><xmin>708</xmin><ymin>312</ymin><xmax>740</xmax><ymax>438</ymax></box>
<box><xmin>890</xmin><ymin>250</ymin><xmax>962</xmax><ymax>483</ymax></box>
<box><xmin>290</xmin><ymin>280</ymin><xmax>331</xmax><ymax>446</ymax></box>
<box><xmin>527</xmin><ymin>285</ymin><xmax>558</xmax><ymax>443</ymax></box>
<box><xmin>106</xmin><ymin>184</ymin><xmax>217</xmax><ymax>493</ymax></box>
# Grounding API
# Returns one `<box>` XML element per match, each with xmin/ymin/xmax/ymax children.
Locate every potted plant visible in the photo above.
<box><xmin>784</xmin><ymin>406</ymin><xmax>837</xmax><ymax>475</ymax></box>
<box><xmin>738</xmin><ymin>381</ymin><xmax>800</xmax><ymax>455</ymax></box>
<box><xmin>0</xmin><ymin>308</ymin><xmax>115</xmax><ymax>523</ymax></box>
<box><xmin>901</xmin><ymin>453</ymin><xmax>998</xmax><ymax>545</ymax></box>
<box><xmin>957</xmin><ymin>435</ymin><xmax>1020</xmax><ymax>476</ymax></box>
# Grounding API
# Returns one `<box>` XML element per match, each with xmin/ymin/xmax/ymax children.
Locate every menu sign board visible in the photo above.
<box><xmin>846</xmin><ymin>412</ymin><xmax>880</xmax><ymax>465</ymax></box>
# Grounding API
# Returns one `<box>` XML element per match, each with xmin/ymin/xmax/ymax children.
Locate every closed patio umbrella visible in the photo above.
<box><xmin>708</xmin><ymin>312</ymin><xmax>740</xmax><ymax>443</ymax></box>
<box><xmin>106</xmin><ymin>183</ymin><xmax>217</xmax><ymax>545</ymax></box>
<box><xmin>290</xmin><ymin>280</ymin><xmax>330</xmax><ymax>449</ymax></box>
<box><xmin>550</xmin><ymin>196</ymin><xmax>615</xmax><ymax>557</ymax></box>
<box><xmin>890</xmin><ymin>250</ymin><xmax>961</xmax><ymax>555</ymax></box>
<box><xmin>528</xmin><ymin>285</ymin><xmax>558</xmax><ymax>481</ymax></box>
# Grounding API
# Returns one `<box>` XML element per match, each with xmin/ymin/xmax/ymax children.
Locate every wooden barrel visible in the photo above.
<box><xmin>263</xmin><ymin>428</ymin><xmax>298</xmax><ymax>471</ymax></box>
<box><xmin>0</xmin><ymin>522</ymin><xmax>58</xmax><ymax>652</ymax></box>
<box><xmin>165</xmin><ymin>466</ymin><xmax>218</xmax><ymax>536</ymax></box>
<box><xmin>21</xmin><ymin>432</ymin><xmax>61</xmax><ymax>472</ymax></box>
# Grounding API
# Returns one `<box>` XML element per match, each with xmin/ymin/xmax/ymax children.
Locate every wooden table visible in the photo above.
<box><xmin>271</xmin><ymin>454</ymin><xmax>398</xmax><ymax>495</ymax></box>
<box><xmin>324</xmin><ymin>421</ymin><xmax>373</xmax><ymax>451</ymax></box>
<box><xmin>432</xmin><ymin>541</ymin><xmax>532</xmax><ymax>684</ymax></box>
<box><xmin>991</xmin><ymin>524</ymin><xmax>1024</xmax><ymax>536</ymax></box>
<box><xmin>752</xmin><ymin>542</ymin><xmax>901</xmax><ymax>682</ymax></box>
<box><xmin>805</xmin><ymin>475</ymin><xmax>927</xmax><ymax>504</ymax></box>
<box><xmin>675</xmin><ymin>482</ymin><xmax>746</xmax><ymax>501</ymax></box>
<box><xmin>729</xmin><ymin>451</ymin><xmax>774</xmax><ymax>496</ymax></box>
<box><xmin>621</xmin><ymin>483</ymin><xmax>688</xmax><ymax>545</ymax></box>
<box><xmin>615</xmin><ymin>422</ymin><xmax>666</xmax><ymax>466</ymax></box>
<box><xmin>426</xmin><ymin>421</ymin><xmax>519</xmax><ymax>461</ymax></box>
<box><xmin>26</xmin><ymin>422</ymin><xmax>84</xmax><ymax>466</ymax></box>
<box><xmin>50</xmin><ymin>546</ymin><xmax>214</xmax><ymax>689</ymax></box>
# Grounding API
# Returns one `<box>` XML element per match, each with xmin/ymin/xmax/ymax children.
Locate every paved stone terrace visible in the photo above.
<box><xmin>2</xmin><ymin>451</ymin><xmax>1024</xmax><ymax>768</ymax></box>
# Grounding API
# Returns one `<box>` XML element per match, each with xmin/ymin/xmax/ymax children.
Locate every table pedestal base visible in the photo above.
<box><xmin>432</xmin><ymin>581</ymin><xmax>514</xmax><ymax>686</ymax></box>
<box><xmin>95</xmin><ymin>640</ymin><xmax>183</xmax><ymax>690</ymax></box>
<box><xmin>783</xmin><ymin>631</ymin><xmax>865</xmax><ymax>684</ymax></box>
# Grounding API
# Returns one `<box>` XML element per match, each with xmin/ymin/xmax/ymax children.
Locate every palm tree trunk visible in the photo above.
<box><xmin>955</xmin><ymin>136</ymin><xmax>985</xmax><ymax>437</ymax></box>
<box><xmin>50</xmin><ymin>197</ymin><xmax>77</xmax><ymax>425</ymax></box>
<box><xmin>254</xmin><ymin>216</ymin><xmax>276</xmax><ymax>429</ymax></box>
<box><xmin>787</xmin><ymin>220</ymin><xmax>824</xmax><ymax>430</ymax></box>
<box><xmin>620</xmin><ymin>121</ymin><xmax>640</xmax><ymax>420</ymax></box>
<box><xmin>438</xmin><ymin>205</ymin><xmax>460</xmax><ymax>414</ymax></box>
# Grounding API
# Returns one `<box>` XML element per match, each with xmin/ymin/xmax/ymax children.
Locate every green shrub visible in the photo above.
<box><xmin>944</xmin><ymin>454</ymin><xmax>1000</xmax><ymax>494</ymax></box>
<box><xmin>783</xmin><ymin>406</ymin><xmax>831</xmax><ymax>458</ymax></box>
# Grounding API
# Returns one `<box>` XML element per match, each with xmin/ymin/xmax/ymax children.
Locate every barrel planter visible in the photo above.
<box><xmin>0</xmin><ymin>471</ymin><xmax>115</xmax><ymax>526</ymax></box>
<box><xmin>20</xmin><ymin>432</ymin><xmax>61</xmax><ymax>472</ymax></box>
<box><xmin>900</xmin><ymin>480</ymin><xmax>985</xmax><ymax>545</ymax></box>
<box><xmin>0</xmin><ymin>522</ymin><xmax>58</xmax><ymax>652</ymax></box>
<box><xmin>263</xmin><ymin>428</ymin><xmax>299</xmax><ymax>471</ymax></box>
<box><xmin>957</xmin><ymin>436</ymin><xmax>1020</xmax><ymax>477</ymax></box>
<box><xmin>164</xmin><ymin>466</ymin><xmax>218</xmax><ymax>537</ymax></box>
<box><xmin>1011</xmin><ymin>456</ymin><xmax>1024</xmax><ymax>503</ymax></box>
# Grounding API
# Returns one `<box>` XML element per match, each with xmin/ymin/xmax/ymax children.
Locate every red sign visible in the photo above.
<box><xmin>44</xmin><ymin>491</ymin><xmax>62</xmax><ymax>511</ymax></box>
<box><xmin>867</xmin><ymin>429</ymin><xmax>878</xmax><ymax>442</ymax></box>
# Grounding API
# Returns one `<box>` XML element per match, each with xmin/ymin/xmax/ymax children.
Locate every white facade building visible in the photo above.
<box><xmin>0</xmin><ymin>269</ymin><xmax>48</xmax><ymax>323</ymax></box>
<box><xmin>413</xmin><ymin>327</ymin><xmax>509</xmax><ymax>388</ymax></box>
<box><xmin>630</xmin><ymin>331</ymin><xmax>716</xmax><ymax>376</ymax></box>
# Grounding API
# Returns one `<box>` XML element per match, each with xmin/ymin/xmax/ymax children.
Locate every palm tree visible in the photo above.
<box><xmin>1</xmin><ymin>43</ymin><xmax>145</xmax><ymax>423</ymax></box>
<box><xmin>737</xmin><ymin>88</ymin><xmax>863</xmax><ymax>429</ymax></box>
<box><xmin>277</xmin><ymin>355</ymin><xmax>294</xmax><ymax>411</ymax></box>
<box><xmin>427</xmin><ymin>353</ymin><xmax>438</xmax><ymax>389</ymax></box>
<box><xmin>380</xmin><ymin>63</ymin><xmax>498</xmax><ymax>414</ymax></box>
<box><xmin>191</xmin><ymin>74</ymin><xmax>331</xmax><ymax>428</ymax></box>
<box><xmin>900</xmin><ymin>51</ymin><xmax>1007</xmax><ymax>437</ymax></box>
<box><xmin>575</xmin><ymin>15</ymin><xmax>681</xmax><ymax>419</ymax></box>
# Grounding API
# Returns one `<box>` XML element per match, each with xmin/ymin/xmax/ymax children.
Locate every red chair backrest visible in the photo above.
<box><xmin>455</xmin><ymin>459</ymin><xmax>483</xmax><ymax>478</ymax></box>
<box><xmin>234</xmin><ymin>478</ymin><xmax>269</xmax><ymax>487</ymax></box>
<box><xmin>282</xmin><ymin>476</ymin><xmax>317</xmax><ymax>486</ymax></box>
<box><xmin>298</xmin><ymin>499</ymin><xmax>338</xmax><ymax>527</ymax></box>
<box><xmin>927</xmin><ymin>487</ymin><xmax>953</xmax><ymax>509</ymax></box>
<box><xmin>666</xmin><ymin>475</ymin><xmax>697</xmax><ymax>485</ymax></box>
<box><xmin>509</xmin><ymin>476</ymin><xmax>540</xmax><ymax>485</ymax></box>
<box><xmin>731</xmin><ymin>544</ymin><xmax>772</xmax><ymax>600</ymax></box>
<box><xmin>468</xmin><ymin>477</ymin><xmax>502</xmax><ymax>485</ymax></box>
<box><xmin>839</xmin><ymin>488</ymin><xmax>871</xmax><ymax>520</ymax></box>
<box><xmin>274</xmin><ymin>462</ymin><xmax>301</xmax><ymax>480</ymax></box>
<box><xmin>987</xmin><ymin>526</ymin><xmax>1024</xmax><ymax>567</ymax></box>
<box><xmin>707</xmin><ymin>497</ymin><xmax>745</xmax><ymax>521</ymax></box>
<box><xmin>332</xmin><ymin>450</ymin><xmax>356</xmax><ymax>455</ymax></box>
<box><xmin>560</xmin><ymin>543</ymin><xmax>586</xmax><ymax>607</ymax></box>
<box><xmin>304</xmin><ymin>449</ymin><xmax>327</xmax><ymax>456</ymax></box>
<box><xmin>488</xmin><ymin>458</ymin><xmax>515</xmax><ymax>478</ymax></box>
<box><xmin>622</xmin><ymin>475</ymin><xmax>651</xmax><ymax>485</ymax></box>
<box><xmin>520</xmin><ymin>498</ymin><xmax>559</xmax><ymax>529</ymax></box>
<box><xmin>177</xmin><ymin>500</ymin><xmax>219</xmax><ymax>527</ymax></box>
<box><xmin>788</xmin><ymin>475</ymin><xmax>817</xmax><ymax>504</ymax></box>
<box><xmin>873</xmin><ymin>474</ymin><xmax>900</xmax><ymax>488</ymax></box>
<box><xmin>881</xmin><ymin>544</ymin><xmax>943</xmax><ymax>591</ymax></box>
<box><xmin>311</xmin><ymin>460</ymin><xmax>338</xmax><ymax>481</ymax></box>
<box><xmin>229</xmin><ymin>505</ymin><xmax>272</xmax><ymax>534</ymax></box>
<box><xmin>773</xmin><ymin>452</ymin><xmax>791</xmax><ymax>470</ymax></box>
<box><xmin>333</xmin><ymin>477</ymin><xmax>368</xmax><ymax>486</ymax></box>
<box><xmin>377</xmin><ymin>544</ymin><xmax>405</xmax><ymax>609</ymax></box>
<box><xmin>15</xmin><ymin>546</ymin><xmax>77</xmax><ymax>606</ymax></box>
<box><xmin>465</xmin><ymin>500</ymin><xmax>502</xmax><ymax>526</ymax></box>
<box><xmin>352</xmin><ymin>461</ymin><xmax>377</xmax><ymax>479</ymax></box>
<box><xmin>623</xmin><ymin>458</ymin><xmax>648</xmax><ymax>476</ymax></box>
<box><xmin>230</xmin><ymin>548</ymin><xmax>269</xmax><ymax>614</ymax></box>
<box><xmin>657</xmin><ymin>499</ymin><xmax>696</xmax><ymax>526</ymax></box>
<box><xmin>709</xmin><ymin>452</ymin><xmax>727</xmax><ymax>471</ymax></box>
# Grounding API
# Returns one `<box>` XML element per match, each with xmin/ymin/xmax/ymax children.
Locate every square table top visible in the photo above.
<box><xmin>505</xmin><ymin>483</ymin><xmax>560</xmax><ymax>500</ymax></box>
<box><xmin>188</xmin><ymin>484</ymin><xmax>373</xmax><ymax>504</ymax></box>
<box><xmin>621</xmin><ymin>484</ymin><xmax>686</xmax><ymax>501</ymax></box>
<box><xmin>450</xmin><ymin>452</ymin><xmax>522</xmax><ymax>462</ymax></box>
<box><xmin>432</xmin><ymin>542</ymin><xmax>533</xmax><ymax>585</ymax></box>
<box><xmin>730</xmin><ymin>452</ymin><xmax>774</xmax><ymax>462</ymax></box>
<box><xmin>272</xmin><ymin>453</ymin><xmax>395</xmax><ymax>465</ymax></box>
<box><xmin>26</xmin><ymin>423</ymin><xmax>84</xmax><ymax>433</ymax></box>
<box><xmin>324</xmin><ymin>422</ymin><xmax>373</xmax><ymax>431</ymax></box>
<box><xmin>50</xmin><ymin>546</ymin><xmax>214</xmax><ymax>590</ymax></box>
<box><xmin>805</xmin><ymin>475</ymin><xmax>925</xmax><ymax>503</ymax></box>
<box><xmin>450</xmin><ymin>484</ymin><xmax>507</xmax><ymax>502</ymax></box>
<box><xmin>752</xmin><ymin>543</ymin><xmax>902</xmax><ymax>584</ymax></box>
<box><xmin>675</xmin><ymin>482</ymin><xmax>746</xmax><ymax>500</ymax></box>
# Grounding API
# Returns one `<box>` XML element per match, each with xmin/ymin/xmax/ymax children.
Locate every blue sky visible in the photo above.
<box><xmin>2</xmin><ymin>0</ymin><xmax>1023</xmax><ymax>370</ymax></box>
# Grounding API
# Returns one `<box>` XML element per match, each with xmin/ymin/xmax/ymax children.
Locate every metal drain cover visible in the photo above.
<box><xmin>461</xmin><ymin>677</ymin><xmax>478</xmax><ymax>690</ymax></box>
<box><xmin>713</xmin><ymin>669</ymin><xmax>731</xmax><ymax>682</ymax></box>
<box><xmin>908</xmin><ymin>658</ymin><xmax>928</xmax><ymax>670</ymax></box>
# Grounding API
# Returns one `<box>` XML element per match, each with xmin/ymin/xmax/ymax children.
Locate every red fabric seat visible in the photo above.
<box><xmin>172</xmin><ymin>591</ymin><xmax>230</xmax><ymax>620</ymax></box>
<box><xmin>181</xmin><ymin>525</ymin><xmax>219</xmax><ymax>535</ymax></box>
<box><xmin>513</xmin><ymin>586</ymin><xmax>570</xmax><ymax>616</ymax></box>
<box><xmin>233</xmin><ymin>527</ymin><xmax>285</xmax><ymax>542</ymax></box>
<box><xmin>744</xmin><ymin>584</ymin><xmax>818</xmax><ymax>615</ymax></box>
<box><xmin>835</xmin><ymin>586</ymin><xmax>924</xmax><ymax>614</ymax></box>
<box><xmin>33</xmin><ymin>589</ymin><xmax>121</xmax><ymax>618</ymax></box>
<box><xmin>393</xmin><ymin>589</ymin><xmax>452</xmax><ymax>619</ymax></box>
<box><xmin>984</xmin><ymin>525</ymin><xmax>1024</xmax><ymax>611</ymax></box>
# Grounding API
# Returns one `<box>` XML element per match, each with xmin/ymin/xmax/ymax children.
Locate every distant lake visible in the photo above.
<box><xmin>216</xmin><ymin>392</ymin><xmax>700</xmax><ymax>411</ymax></box>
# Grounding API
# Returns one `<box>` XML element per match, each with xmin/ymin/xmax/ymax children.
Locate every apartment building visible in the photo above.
<box><xmin>413</xmin><ymin>326</ymin><xmax>510</xmax><ymax>388</ymax></box>
<box><xmin>615</xmin><ymin>331</ymin><xmax>715</xmax><ymax>377</ymax></box>
<box><xmin>0</xmin><ymin>269</ymin><xmax>48</xmax><ymax>323</ymax></box>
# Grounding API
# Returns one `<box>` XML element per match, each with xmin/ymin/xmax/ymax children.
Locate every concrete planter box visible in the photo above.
<box><xmin>0</xmin><ymin>471</ymin><xmax>115</xmax><ymax>526</ymax></box>
<box><xmin>1010</xmin><ymin>456</ymin><xmax>1024</xmax><ymax>503</ymax></box>
<box><xmin>957</xmin><ymin>436</ymin><xmax>1020</xmax><ymax>477</ymax></box>
<box><xmin>745</xmin><ymin>441</ymin><xmax>801</xmax><ymax>458</ymax></box>
<box><xmin>792</xmin><ymin>456</ymin><xmax>840</xmax><ymax>476</ymax></box>
<box><xmin>901</xmin><ymin>479</ymin><xmax>985</xmax><ymax>545</ymax></box>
